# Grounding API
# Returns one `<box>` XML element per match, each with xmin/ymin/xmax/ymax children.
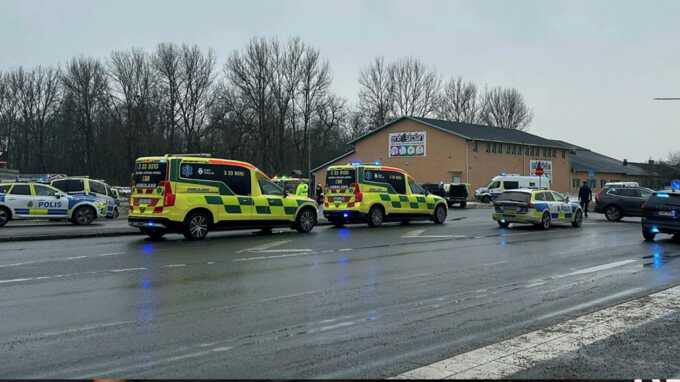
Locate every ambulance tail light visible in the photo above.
<box><xmin>352</xmin><ymin>183</ymin><xmax>363</xmax><ymax>202</ymax></box>
<box><xmin>160</xmin><ymin>181</ymin><xmax>175</xmax><ymax>207</ymax></box>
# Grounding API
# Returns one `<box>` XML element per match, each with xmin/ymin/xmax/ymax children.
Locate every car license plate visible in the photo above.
<box><xmin>658</xmin><ymin>211</ymin><xmax>675</xmax><ymax>217</ymax></box>
<box><xmin>138</xmin><ymin>198</ymin><xmax>152</xmax><ymax>205</ymax></box>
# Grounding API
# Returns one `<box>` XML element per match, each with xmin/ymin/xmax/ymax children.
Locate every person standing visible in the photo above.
<box><xmin>578</xmin><ymin>181</ymin><xmax>592</xmax><ymax>217</ymax></box>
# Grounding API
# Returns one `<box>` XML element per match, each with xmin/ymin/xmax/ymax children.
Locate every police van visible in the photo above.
<box><xmin>0</xmin><ymin>182</ymin><xmax>107</xmax><ymax>226</ymax></box>
<box><xmin>127</xmin><ymin>155</ymin><xmax>319</xmax><ymax>240</ymax></box>
<box><xmin>51</xmin><ymin>177</ymin><xmax>120</xmax><ymax>219</ymax></box>
<box><xmin>475</xmin><ymin>174</ymin><xmax>551</xmax><ymax>203</ymax></box>
<box><xmin>323</xmin><ymin>163</ymin><xmax>448</xmax><ymax>227</ymax></box>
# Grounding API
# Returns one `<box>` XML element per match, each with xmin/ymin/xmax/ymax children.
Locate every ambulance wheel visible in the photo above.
<box><xmin>572</xmin><ymin>210</ymin><xmax>583</xmax><ymax>228</ymax></box>
<box><xmin>295</xmin><ymin>207</ymin><xmax>317</xmax><ymax>233</ymax></box>
<box><xmin>0</xmin><ymin>206</ymin><xmax>10</xmax><ymax>227</ymax></box>
<box><xmin>141</xmin><ymin>228</ymin><xmax>166</xmax><ymax>241</ymax></box>
<box><xmin>497</xmin><ymin>220</ymin><xmax>510</xmax><ymax>228</ymax></box>
<box><xmin>368</xmin><ymin>205</ymin><xmax>384</xmax><ymax>227</ymax></box>
<box><xmin>539</xmin><ymin>211</ymin><xmax>551</xmax><ymax>230</ymax></box>
<box><xmin>72</xmin><ymin>206</ymin><xmax>96</xmax><ymax>225</ymax></box>
<box><xmin>183</xmin><ymin>210</ymin><xmax>210</xmax><ymax>241</ymax></box>
<box><xmin>433</xmin><ymin>204</ymin><xmax>447</xmax><ymax>224</ymax></box>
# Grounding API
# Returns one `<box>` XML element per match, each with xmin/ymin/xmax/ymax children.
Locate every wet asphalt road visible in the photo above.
<box><xmin>1</xmin><ymin>209</ymin><xmax>680</xmax><ymax>378</ymax></box>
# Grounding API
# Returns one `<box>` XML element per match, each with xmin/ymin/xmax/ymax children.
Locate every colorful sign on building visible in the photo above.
<box><xmin>388</xmin><ymin>131</ymin><xmax>426</xmax><ymax>158</ymax></box>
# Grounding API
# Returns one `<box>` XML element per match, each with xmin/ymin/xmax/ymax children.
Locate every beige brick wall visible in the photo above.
<box><xmin>313</xmin><ymin>119</ymin><xmax>573</xmax><ymax>193</ymax></box>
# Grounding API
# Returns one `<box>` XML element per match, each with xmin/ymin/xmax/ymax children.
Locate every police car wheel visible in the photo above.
<box><xmin>433</xmin><ymin>205</ymin><xmax>447</xmax><ymax>224</ymax></box>
<box><xmin>183</xmin><ymin>211</ymin><xmax>210</xmax><ymax>241</ymax></box>
<box><xmin>540</xmin><ymin>212</ymin><xmax>551</xmax><ymax>230</ymax></box>
<box><xmin>0</xmin><ymin>207</ymin><xmax>9</xmax><ymax>227</ymax></box>
<box><xmin>295</xmin><ymin>208</ymin><xmax>316</xmax><ymax>233</ymax></box>
<box><xmin>368</xmin><ymin>206</ymin><xmax>384</xmax><ymax>227</ymax></box>
<box><xmin>481</xmin><ymin>195</ymin><xmax>491</xmax><ymax>204</ymax></box>
<box><xmin>572</xmin><ymin>210</ymin><xmax>583</xmax><ymax>227</ymax></box>
<box><xmin>72</xmin><ymin>206</ymin><xmax>96</xmax><ymax>225</ymax></box>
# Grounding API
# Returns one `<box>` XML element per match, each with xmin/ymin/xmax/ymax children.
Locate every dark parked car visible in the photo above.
<box><xmin>422</xmin><ymin>183</ymin><xmax>470</xmax><ymax>208</ymax></box>
<box><xmin>641</xmin><ymin>191</ymin><xmax>680</xmax><ymax>241</ymax></box>
<box><xmin>595</xmin><ymin>186</ymin><xmax>653</xmax><ymax>221</ymax></box>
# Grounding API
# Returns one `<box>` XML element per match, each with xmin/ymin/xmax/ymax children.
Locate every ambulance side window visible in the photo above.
<box><xmin>383</xmin><ymin>171</ymin><xmax>406</xmax><ymax>194</ymax></box>
<box><xmin>504</xmin><ymin>181</ymin><xmax>519</xmax><ymax>190</ymax></box>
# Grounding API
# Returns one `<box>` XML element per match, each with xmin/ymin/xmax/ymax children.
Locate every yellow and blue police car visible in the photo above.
<box><xmin>322</xmin><ymin>163</ymin><xmax>448</xmax><ymax>227</ymax></box>
<box><xmin>0</xmin><ymin>182</ymin><xmax>107</xmax><ymax>226</ymax></box>
<box><xmin>128</xmin><ymin>155</ymin><xmax>319</xmax><ymax>240</ymax></box>
<box><xmin>492</xmin><ymin>188</ymin><xmax>584</xmax><ymax>229</ymax></box>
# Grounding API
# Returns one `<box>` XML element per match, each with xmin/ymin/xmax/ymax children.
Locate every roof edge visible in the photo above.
<box><xmin>311</xmin><ymin>149</ymin><xmax>356</xmax><ymax>173</ymax></box>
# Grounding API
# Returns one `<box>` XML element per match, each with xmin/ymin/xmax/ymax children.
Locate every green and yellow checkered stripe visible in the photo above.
<box><xmin>203</xmin><ymin>195</ymin><xmax>312</xmax><ymax>216</ymax></box>
<box><xmin>377</xmin><ymin>193</ymin><xmax>434</xmax><ymax>210</ymax></box>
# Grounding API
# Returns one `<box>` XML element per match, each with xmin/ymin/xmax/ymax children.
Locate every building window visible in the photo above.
<box><xmin>572</xmin><ymin>178</ymin><xmax>580</xmax><ymax>188</ymax></box>
<box><xmin>486</xmin><ymin>143</ymin><xmax>490</xmax><ymax>153</ymax></box>
<box><xmin>511</xmin><ymin>145</ymin><xmax>516</xmax><ymax>155</ymax></box>
<box><xmin>473</xmin><ymin>141</ymin><xmax>478</xmax><ymax>152</ymax></box>
<box><xmin>525</xmin><ymin>146</ymin><xmax>530</xmax><ymax>155</ymax></box>
<box><xmin>492</xmin><ymin>143</ymin><xmax>497</xmax><ymax>153</ymax></box>
<box><xmin>562</xmin><ymin>150</ymin><xmax>566</xmax><ymax>158</ymax></box>
<box><xmin>506</xmin><ymin>144</ymin><xmax>511</xmax><ymax>154</ymax></box>
<box><xmin>552</xmin><ymin>148</ymin><xmax>557</xmax><ymax>158</ymax></box>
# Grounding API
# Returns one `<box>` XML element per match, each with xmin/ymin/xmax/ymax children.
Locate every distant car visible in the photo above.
<box><xmin>422</xmin><ymin>183</ymin><xmax>470</xmax><ymax>208</ymax></box>
<box><xmin>492</xmin><ymin>189</ymin><xmax>584</xmax><ymax>230</ymax></box>
<box><xmin>594</xmin><ymin>186</ymin><xmax>653</xmax><ymax>221</ymax></box>
<box><xmin>641</xmin><ymin>191</ymin><xmax>680</xmax><ymax>241</ymax></box>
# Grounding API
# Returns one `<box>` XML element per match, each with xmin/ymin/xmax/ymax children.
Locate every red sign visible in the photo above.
<box><xmin>535</xmin><ymin>163</ymin><xmax>544</xmax><ymax>176</ymax></box>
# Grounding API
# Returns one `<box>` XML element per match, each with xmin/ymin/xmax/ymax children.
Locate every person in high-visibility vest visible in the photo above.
<box><xmin>296</xmin><ymin>182</ymin><xmax>309</xmax><ymax>197</ymax></box>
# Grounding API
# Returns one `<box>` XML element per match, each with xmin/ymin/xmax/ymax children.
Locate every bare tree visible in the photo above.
<box><xmin>176</xmin><ymin>45</ymin><xmax>217</xmax><ymax>152</ymax></box>
<box><xmin>296</xmin><ymin>46</ymin><xmax>331</xmax><ymax>174</ymax></box>
<box><xmin>436</xmin><ymin>76</ymin><xmax>480</xmax><ymax>123</ymax></box>
<box><xmin>480</xmin><ymin>87</ymin><xmax>533</xmax><ymax>130</ymax></box>
<box><xmin>61</xmin><ymin>57</ymin><xmax>111</xmax><ymax>173</ymax></box>
<box><xmin>666</xmin><ymin>151</ymin><xmax>680</xmax><ymax>166</ymax></box>
<box><xmin>153</xmin><ymin>43</ymin><xmax>182</xmax><ymax>152</ymax></box>
<box><xmin>358</xmin><ymin>57</ymin><xmax>394</xmax><ymax>128</ymax></box>
<box><xmin>110</xmin><ymin>48</ymin><xmax>160</xmax><ymax>167</ymax></box>
<box><xmin>389</xmin><ymin>57</ymin><xmax>440</xmax><ymax>117</ymax></box>
<box><xmin>226</xmin><ymin>37</ymin><xmax>276</xmax><ymax>171</ymax></box>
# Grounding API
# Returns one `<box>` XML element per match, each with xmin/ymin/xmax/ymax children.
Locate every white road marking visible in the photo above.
<box><xmin>404</xmin><ymin>234</ymin><xmax>456</xmax><ymax>238</ymax></box>
<box><xmin>163</xmin><ymin>264</ymin><xmax>186</xmax><ymax>268</ymax></box>
<box><xmin>0</xmin><ymin>277</ymin><xmax>35</xmax><ymax>284</ymax></box>
<box><xmin>97</xmin><ymin>252</ymin><xmax>125</xmax><ymax>257</ymax></box>
<box><xmin>563</xmin><ymin>259</ymin><xmax>638</xmax><ymax>277</ymax></box>
<box><xmin>318</xmin><ymin>321</ymin><xmax>355</xmax><ymax>332</ymax></box>
<box><xmin>403</xmin><ymin>229</ymin><xmax>425</xmax><ymax>238</ymax></box>
<box><xmin>110</xmin><ymin>267</ymin><xmax>146</xmax><ymax>273</ymax></box>
<box><xmin>396</xmin><ymin>285</ymin><xmax>680</xmax><ymax>379</ymax></box>
<box><xmin>206</xmin><ymin>261</ymin><xmax>216</xmax><ymax>265</ymax></box>
<box><xmin>252</xmin><ymin>249</ymin><xmax>313</xmax><ymax>253</ymax></box>
<box><xmin>525</xmin><ymin>281</ymin><xmax>546</xmax><ymax>288</ymax></box>
<box><xmin>237</xmin><ymin>240</ymin><xmax>291</xmax><ymax>253</ymax></box>
<box><xmin>0</xmin><ymin>251</ymin><xmax>124</xmax><ymax>268</ymax></box>
<box><xmin>339</xmin><ymin>248</ymin><xmax>353</xmax><ymax>252</ymax></box>
<box><xmin>66</xmin><ymin>255</ymin><xmax>88</xmax><ymax>260</ymax></box>
<box><xmin>233</xmin><ymin>252</ymin><xmax>313</xmax><ymax>262</ymax></box>
<box><xmin>0</xmin><ymin>261</ymin><xmax>38</xmax><ymax>268</ymax></box>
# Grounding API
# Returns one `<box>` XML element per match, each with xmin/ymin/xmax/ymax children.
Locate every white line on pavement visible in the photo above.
<box><xmin>110</xmin><ymin>267</ymin><xmax>147</xmax><ymax>273</ymax></box>
<box><xmin>403</xmin><ymin>229</ymin><xmax>425</xmax><ymax>238</ymax></box>
<box><xmin>237</xmin><ymin>240</ymin><xmax>291</xmax><ymax>253</ymax></box>
<box><xmin>563</xmin><ymin>259</ymin><xmax>638</xmax><ymax>277</ymax></box>
<box><xmin>251</xmin><ymin>249</ymin><xmax>313</xmax><ymax>253</ymax></box>
<box><xmin>395</xmin><ymin>285</ymin><xmax>680</xmax><ymax>379</ymax></box>
<box><xmin>163</xmin><ymin>264</ymin><xmax>186</xmax><ymax>268</ymax></box>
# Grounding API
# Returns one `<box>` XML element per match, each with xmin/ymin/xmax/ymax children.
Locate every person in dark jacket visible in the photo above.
<box><xmin>578</xmin><ymin>181</ymin><xmax>593</xmax><ymax>217</ymax></box>
<box><xmin>315</xmin><ymin>184</ymin><xmax>324</xmax><ymax>204</ymax></box>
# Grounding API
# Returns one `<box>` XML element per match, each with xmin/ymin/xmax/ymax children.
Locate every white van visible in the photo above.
<box><xmin>475</xmin><ymin>174</ymin><xmax>551</xmax><ymax>203</ymax></box>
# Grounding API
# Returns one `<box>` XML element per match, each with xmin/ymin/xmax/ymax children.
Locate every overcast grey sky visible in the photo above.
<box><xmin>1</xmin><ymin>0</ymin><xmax>679</xmax><ymax>162</ymax></box>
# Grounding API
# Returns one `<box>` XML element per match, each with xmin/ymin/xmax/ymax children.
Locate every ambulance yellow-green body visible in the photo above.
<box><xmin>128</xmin><ymin>155</ymin><xmax>318</xmax><ymax>240</ymax></box>
<box><xmin>322</xmin><ymin>163</ymin><xmax>448</xmax><ymax>227</ymax></box>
